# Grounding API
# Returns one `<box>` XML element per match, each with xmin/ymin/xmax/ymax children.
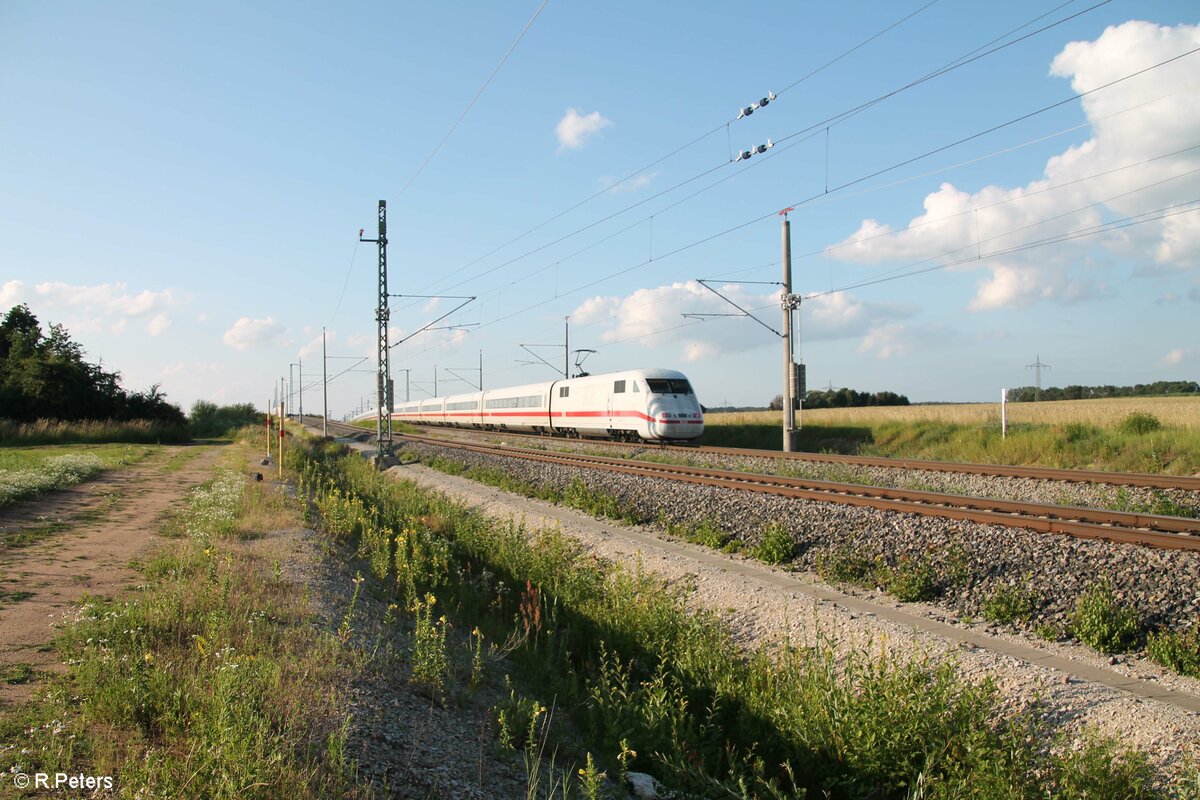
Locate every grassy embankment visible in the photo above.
<box><xmin>0</xmin><ymin>443</ymin><xmax>155</xmax><ymax>509</ymax></box>
<box><xmin>702</xmin><ymin>395</ymin><xmax>1200</xmax><ymax>474</ymax></box>
<box><xmin>0</xmin><ymin>435</ymin><xmax>365</xmax><ymax>798</ymax></box>
<box><xmin>289</xmin><ymin>436</ymin><xmax>1200</xmax><ymax>799</ymax></box>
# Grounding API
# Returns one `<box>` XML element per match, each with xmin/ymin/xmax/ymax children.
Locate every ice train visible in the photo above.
<box><xmin>355</xmin><ymin>368</ymin><xmax>704</xmax><ymax>442</ymax></box>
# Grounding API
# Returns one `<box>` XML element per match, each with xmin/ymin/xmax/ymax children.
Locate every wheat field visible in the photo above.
<box><xmin>707</xmin><ymin>396</ymin><xmax>1200</xmax><ymax>430</ymax></box>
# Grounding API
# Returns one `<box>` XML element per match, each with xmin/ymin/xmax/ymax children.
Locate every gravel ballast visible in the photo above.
<box><xmin>381</xmin><ymin>434</ymin><xmax>1200</xmax><ymax>777</ymax></box>
<box><xmin>404</xmin><ymin>438</ymin><xmax>1200</xmax><ymax>631</ymax></box>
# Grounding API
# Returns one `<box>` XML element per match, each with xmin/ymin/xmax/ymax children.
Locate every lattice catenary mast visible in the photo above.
<box><xmin>360</xmin><ymin>201</ymin><xmax>394</xmax><ymax>463</ymax></box>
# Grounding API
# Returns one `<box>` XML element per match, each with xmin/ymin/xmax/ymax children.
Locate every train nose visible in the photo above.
<box><xmin>649</xmin><ymin>409</ymin><xmax>704</xmax><ymax>439</ymax></box>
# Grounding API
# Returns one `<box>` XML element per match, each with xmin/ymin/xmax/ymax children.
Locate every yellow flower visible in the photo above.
<box><xmin>142</xmin><ymin>652</ymin><xmax>154</xmax><ymax>664</ymax></box>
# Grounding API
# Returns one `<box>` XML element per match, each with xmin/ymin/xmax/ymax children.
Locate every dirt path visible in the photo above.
<box><xmin>0</xmin><ymin>444</ymin><xmax>223</xmax><ymax>705</ymax></box>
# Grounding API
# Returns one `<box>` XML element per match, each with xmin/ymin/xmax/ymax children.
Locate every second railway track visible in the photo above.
<box><xmin>314</xmin><ymin>418</ymin><xmax>1200</xmax><ymax>551</ymax></box>
<box><xmin>346</xmin><ymin>418</ymin><xmax>1200</xmax><ymax>491</ymax></box>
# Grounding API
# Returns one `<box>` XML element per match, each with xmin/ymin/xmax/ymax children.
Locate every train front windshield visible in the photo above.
<box><xmin>646</xmin><ymin>379</ymin><xmax>693</xmax><ymax>394</ymax></box>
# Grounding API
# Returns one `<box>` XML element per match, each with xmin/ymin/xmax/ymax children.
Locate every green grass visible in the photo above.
<box><xmin>0</xmin><ymin>444</ymin><xmax>365</xmax><ymax>799</ymax></box>
<box><xmin>0</xmin><ymin>662</ymin><xmax>37</xmax><ymax>684</ymax></box>
<box><xmin>701</xmin><ymin>403</ymin><xmax>1200</xmax><ymax>474</ymax></box>
<box><xmin>290</xmin><ymin>437</ymin><xmax>1191</xmax><ymax>798</ymax></box>
<box><xmin>0</xmin><ymin>443</ymin><xmax>153</xmax><ymax>509</ymax></box>
<box><xmin>0</xmin><ymin>442</ymin><xmax>153</xmax><ymax>472</ymax></box>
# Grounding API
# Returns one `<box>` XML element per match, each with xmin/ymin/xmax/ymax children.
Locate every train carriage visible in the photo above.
<box><xmin>480</xmin><ymin>380</ymin><xmax>552</xmax><ymax>433</ymax></box>
<box><xmin>358</xmin><ymin>368</ymin><xmax>703</xmax><ymax>442</ymax></box>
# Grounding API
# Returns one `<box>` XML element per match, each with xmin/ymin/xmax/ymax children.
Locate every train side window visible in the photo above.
<box><xmin>559</xmin><ymin>386</ymin><xmax>569</xmax><ymax>398</ymax></box>
<box><xmin>613</xmin><ymin>380</ymin><xmax>626</xmax><ymax>394</ymax></box>
<box><xmin>632</xmin><ymin>381</ymin><xmax>639</xmax><ymax>393</ymax></box>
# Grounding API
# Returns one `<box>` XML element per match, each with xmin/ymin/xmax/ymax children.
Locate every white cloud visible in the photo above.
<box><xmin>298</xmin><ymin>331</ymin><xmax>334</xmax><ymax>359</ymax></box>
<box><xmin>0</xmin><ymin>280</ymin><xmax>24</xmax><ymax>306</ymax></box>
<box><xmin>3</xmin><ymin>280</ymin><xmax>180</xmax><ymax>334</ymax></box>
<box><xmin>147</xmin><ymin>313</ymin><xmax>171</xmax><ymax>336</ymax></box>
<box><xmin>34</xmin><ymin>281</ymin><xmax>176</xmax><ymax>316</ymax></box>
<box><xmin>832</xmin><ymin>20</ymin><xmax>1200</xmax><ymax>310</ymax></box>
<box><xmin>223</xmin><ymin>316</ymin><xmax>285</xmax><ymax>351</ymax></box>
<box><xmin>570</xmin><ymin>282</ymin><xmax>913</xmax><ymax>361</ymax></box>
<box><xmin>806</xmin><ymin>291</ymin><xmax>916</xmax><ymax>340</ymax></box>
<box><xmin>857</xmin><ymin>322</ymin><xmax>950</xmax><ymax>359</ymax></box>
<box><xmin>556</xmin><ymin>107</ymin><xmax>613</xmax><ymax>150</ymax></box>
<box><xmin>1161</xmin><ymin>347</ymin><xmax>1197</xmax><ymax>365</ymax></box>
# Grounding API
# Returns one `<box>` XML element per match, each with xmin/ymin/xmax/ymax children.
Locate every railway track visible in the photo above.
<box><xmin>396</xmin><ymin>433</ymin><xmax>1200</xmax><ymax>551</ymax></box>
<box><xmin>310</xmin><ymin>419</ymin><xmax>1200</xmax><ymax>551</ymax></box>
<box><xmin>395</xmin><ymin>421</ymin><xmax>1200</xmax><ymax>491</ymax></box>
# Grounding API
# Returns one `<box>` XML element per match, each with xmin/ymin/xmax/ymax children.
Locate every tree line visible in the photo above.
<box><xmin>768</xmin><ymin>388</ymin><xmax>911</xmax><ymax>410</ymax></box>
<box><xmin>1007</xmin><ymin>381</ymin><xmax>1198</xmax><ymax>403</ymax></box>
<box><xmin>0</xmin><ymin>304</ymin><xmax>186</xmax><ymax>425</ymax></box>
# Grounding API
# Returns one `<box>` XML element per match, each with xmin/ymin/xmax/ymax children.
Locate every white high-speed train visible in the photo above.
<box><xmin>357</xmin><ymin>368</ymin><xmax>704</xmax><ymax>442</ymax></box>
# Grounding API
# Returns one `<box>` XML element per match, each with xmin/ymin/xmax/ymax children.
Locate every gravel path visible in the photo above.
<box><xmin>387</xmin><ymin>438</ymin><xmax>1200</xmax><ymax>778</ymax></box>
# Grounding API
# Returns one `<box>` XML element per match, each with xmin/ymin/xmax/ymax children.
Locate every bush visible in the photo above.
<box><xmin>1071</xmin><ymin>579</ymin><xmax>1140</xmax><ymax>654</ymax></box>
<box><xmin>1118</xmin><ymin>411</ymin><xmax>1162</xmax><ymax>435</ymax></box>
<box><xmin>1050</xmin><ymin>735</ymin><xmax>1158</xmax><ymax>799</ymax></box>
<box><xmin>815</xmin><ymin>545</ymin><xmax>874</xmax><ymax>585</ymax></box>
<box><xmin>189</xmin><ymin>401</ymin><xmax>261</xmax><ymax>438</ymax></box>
<box><xmin>879</xmin><ymin>556</ymin><xmax>937</xmax><ymax>602</ymax></box>
<box><xmin>982</xmin><ymin>583</ymin><xmax>1037</xmax><ymax>625</ymax></box>
<box><xmin>751</xmin><ymin>522</ymin><xmax>795</xmax><ymax>565</ymax></box>
<box><xmin>666</xmin><ymin>518</ymin><xmax>731</xmax><ymax>550</ymax></box>
<box><xmin>1146</xmin><ymin>621</ymin><xmax>1200</xmax><ymax>677</ymax></box>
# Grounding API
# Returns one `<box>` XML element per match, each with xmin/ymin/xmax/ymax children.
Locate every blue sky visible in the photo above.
<box><xmin>2</xmin><ymin>1</ymin><xmax>1198</xmax><ymax>415</ymax></box>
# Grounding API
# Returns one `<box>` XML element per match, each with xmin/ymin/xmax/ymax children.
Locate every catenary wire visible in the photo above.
<box><xmin>405</xmin><ymin>0</ymin><xmax>1116</xmax><ymax>309</ymax></box>
<box><xmin>404</xmin><ymin>0</ymin><xmax>1015</xmax><ymax>300</ymax></box>
<box><xmin>396</xmin><ymin>0</ymin><xmax>552</xmax><ymax>198</ymax></box>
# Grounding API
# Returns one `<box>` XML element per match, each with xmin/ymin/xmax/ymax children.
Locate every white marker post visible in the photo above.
<box><xmin>1001</xmin><ymin>387</ymin><xmax>1007</xmax><ymax>439</ymax></box>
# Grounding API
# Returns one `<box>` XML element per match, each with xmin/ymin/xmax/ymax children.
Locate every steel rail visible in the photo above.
<box><xmin>689</xmin><ymin>446</ymin><xmax>1200</xmax><ymax>492</ymax></box>
<box><xmin>393</xmin><ymin>432</ymin><xmax>1200</xmax><ymax>552</ymax></box>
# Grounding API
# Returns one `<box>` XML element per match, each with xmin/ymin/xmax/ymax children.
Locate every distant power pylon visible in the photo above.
<box><xmin>1026</xmin><ymin>354</ymin><xmax>1051</xmax><ymax>401</ymax></box>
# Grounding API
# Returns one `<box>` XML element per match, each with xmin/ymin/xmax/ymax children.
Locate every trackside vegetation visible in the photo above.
<box><xmin>290</xmin><ymin>437</ymin><xmax>1196</xmax><ymax>798</ymax></box>
<box><xmin>0</xmin><ymin>445</ymin><xmax>365</xmax><ymax>798</ymax></box>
